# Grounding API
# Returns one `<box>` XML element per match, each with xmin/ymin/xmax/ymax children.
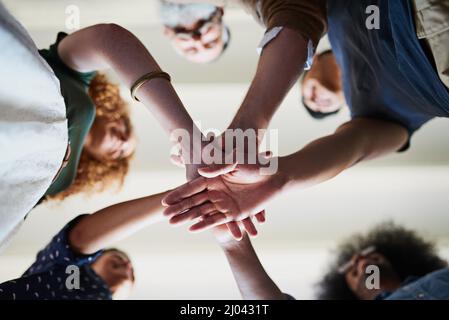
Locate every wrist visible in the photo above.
<box><xmin>218</xmin><ymin>233</ymin><xmax>252</xmax><ymax>253</ymax></box>
<box><xmin>181</xmin><ymin>137</ymin><xmax>209</xmax><ymax>166</ymax></box>
<box><xmin>228</xmin><ymin>114</ymin><xmax>269</xmax><ymax>136</ymax></box>
<box><xmin>273</xmin><ymin>156</ymin><xmax>293</xmax><ymax>192</ymax></box>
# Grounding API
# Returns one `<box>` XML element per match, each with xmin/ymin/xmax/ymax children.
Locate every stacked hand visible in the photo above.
<box><xmin>211</xmin><ymin>217</ymin><xmax>263</xmax><ymax>248</ymax></box>
<box><xmin>164</xmin><ymin>147</ymin><xmax>283</xmax><ymax>239</ymax></box>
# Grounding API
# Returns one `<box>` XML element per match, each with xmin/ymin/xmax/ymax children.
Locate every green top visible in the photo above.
<box><xmin>39</xmin><ymin>32</ymin><xmax>97</xmax><ymax>196</ymax></box>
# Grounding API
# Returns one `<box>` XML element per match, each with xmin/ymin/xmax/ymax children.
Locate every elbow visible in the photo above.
<box><xmin>68</xmin><ymin>223</ymin><xmax>93</xmax><ymax>255</ymax></box>
<box><xmin>335</xmin><ymin>118</ymin><xmax>409</xmax><ymax>163</ymax></box>
<box><xmin>102</xmin><ymin>23</ymin><xmax>128</xmax><ymax>34</ymax></box>
<box><xmin>94</xmin><ymin>23</ymin><xmax>132</xmax><ymax>41</ymax></box>
<box><xmin>334</xmin><ymin>120</ymin><xmax>370</xmax><ymax>166</ymax></box>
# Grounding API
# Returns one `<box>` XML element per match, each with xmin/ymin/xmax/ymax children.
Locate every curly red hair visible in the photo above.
<box><xmin>50</xmin><ymin>74</ymin><xmax>134</xmax><ymax>200</ymax></box>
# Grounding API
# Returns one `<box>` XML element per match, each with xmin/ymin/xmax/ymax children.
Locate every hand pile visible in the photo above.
<box><xmin>163</xmin><ymin>136</ymin><xmax>283</xmax><ymax>240</ymax></box>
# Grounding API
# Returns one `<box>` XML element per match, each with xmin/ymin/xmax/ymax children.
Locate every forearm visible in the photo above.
<box><xmin>277</xmin><ymin>118</ymin><xmax>409</xmax><ymax>190</ymax></box>
<box><xmin>220</xmin><ymin>236</ymin><xmax>285</xmax><ymax>300</ymax></box>
<box><xmin>69</xmin><ymin>191</ymin><xmax>168</xmax><ymax>254</ymax></box>
<box><xmin>99</xmin><ymin>25</ymin><xmax>194</xmax><ymax>136</ymax></box>
<box><xmin>58</xmin><ymin>24</ymin><xmax>205</xmax><ymax>161</ymax></box>
<box><xmin>229</xmin><ymin>28</ymin><xmax>308</xmax><ymax>141</ymax></box>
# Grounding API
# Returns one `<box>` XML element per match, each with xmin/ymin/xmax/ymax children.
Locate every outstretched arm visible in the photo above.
<box><xmin>167</xmin><ymin>1</ymin><xmax>324</xmax><ymax>143</ymax></box>
<box><xmin>228</xmin><ymin>29</ymin><xmax>308</xmax><ymax>142</ymax></box>
<box><xmin>278</xmin><ymin>118</ymin><xmax>409</xmax><ymax>189</ymax></box>
<box><xmin>214</xmin><ymin>227</ymin><xmax>286</xmax><ymax>300</ymax></box>
<box><xmin>58</xmin><ymin>23</ymin><xmax>204</xmax><ymax>163</ymax></box>
<box><xmin>163</xmin><ymin>118</ymin><xmax>409</xmax><ymax>231</ymax></box>
<box><xmin>69</xmin><ymin>190</ymin><xmax>168</xmax><ymax>255</ymax></box>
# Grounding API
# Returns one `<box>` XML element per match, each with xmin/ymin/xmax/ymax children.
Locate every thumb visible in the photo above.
<box><xmin>170</xmin><ymin>154</ymin><xmax>185</xmax><ymax>168</ymax></box>
<box><xmin>198</xmin><ymin>162</ymin><xmax>238</xmax><ymax>178</ymax></box>
<box><xmin>259</xmin><ymin>151</ymin><xmax>273</xmax><ymax>159</ymax></box>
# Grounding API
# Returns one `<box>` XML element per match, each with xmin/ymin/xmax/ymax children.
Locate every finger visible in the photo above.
<box><xmin>167</xmin><ymin>189</ymin><xmax>238</xmax><ymax>224</ymax></box>
<box><xmin>207</xmin><ymin>190</ymin><xmax>239</xmax><ymax>215</ymax></box>
<box><xmin>189</xmin><ymin>212</ymin><xmax>229</xmax><ymax>233</ymax></box>
<box><xmin>170</xmin><ymin>154</ymin><xmax>185</xmax><ymax>168</ymax></box>
<box><xmin>163</xmin><ymin>191</ymin><xmax>210</xmax><ymax>217</ymax></box>
<box><xmin>198</xmin><ymin>162</ymin><xmax>238</xmax><ymax>178</ymax></box>
<box><xmin>169</xmin><ymin>142</ymin><xmax>183</xmax><ymax>160</ymax></box>
<box><xmin>254</xmin><ymin>211</ymin><xmax>266</xmax><ymax>223</ymax></box>
<box><xmin>162</xmin><ymin>177</ymin><xmax>208</xmax><ymax>206</ymax></box>
<box><xmin>260</xmin><ymin>151</ymin><xmax>272</xmax><ymax>159</ymax></box>
<box><xmin>241</xmin><ymin>218</ymin><xmax>258</xmax><ymax>237</ymax></box>
<box><xmin>169</xmin><ymin>202</ymin><xmax>217</xmax><ymax>225</ymax></box>
<box><xmin>225</xmin><ymin>221</ymin><xmax>243</xmax><ymax>241</ymax></box>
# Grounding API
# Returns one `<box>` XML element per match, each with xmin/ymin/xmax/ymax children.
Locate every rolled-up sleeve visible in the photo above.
<box><xmin>21</xmin><ymin>215</ymin><xmax>103</xmax><ymax>277</ymax></box>
<box><xmin>261</xmin><ymin>0</ymin><xmax>328</xmax><ymax>48</ymax></box>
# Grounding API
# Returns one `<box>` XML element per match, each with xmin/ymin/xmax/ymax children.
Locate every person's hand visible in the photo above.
<box><xmin>169</xmin><ymin>142</ymin><xmax>269</xmax><ymax>239</ymax></box>
<box><xmin>162</xmin><ymin>152</ymin><xmax>284</xmax><ymax>239</ymax></box>
<box><xmin>212</xmin><ymin>211</ymin><xmax>266</xmax><ymax>246</ymax></box>
<box><xmin>170</xmin><ymin>133</ymin><xmax>223</xmax><ymax>181</ymax></box>
<box><xmin>185</xmin><ymin>163</ymin><xmax>202</xmax><ymax>181</ymax></box>
<box><xmin>169</xmin><ymin>136</ymin><xmax>204</xmax><ymax>181</ymax></box>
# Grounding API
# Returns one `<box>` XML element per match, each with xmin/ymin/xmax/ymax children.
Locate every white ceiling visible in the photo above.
<box><xmin>4</xmin><ymin>0</ymin><xmax>448</xmax><ymax>166</ymax></box>
<box><xmin>2</xmin><ymin>0</ymin><xmax>449</xmax><ymax>299</ymax></box>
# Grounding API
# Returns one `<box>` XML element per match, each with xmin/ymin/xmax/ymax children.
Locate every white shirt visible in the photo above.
<box><xmin>0</xmin><ymin>2</ymin><xmax>68</xmax><ymax>250</ymax></box>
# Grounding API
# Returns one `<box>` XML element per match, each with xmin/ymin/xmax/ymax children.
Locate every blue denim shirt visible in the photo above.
<box><xmin>0</xmin><ymin>215</ymin><xmax>112</xmax><ymax>300</ymax></box>
<box><xmin>377</xmin><ymin>268</ymin><xmax>449</xmax><ymax>300</ymax></box>
<box><xmin>327</xmin><ymin>0</ymin><xmax>449</xmax><ymax>146</ymax></box>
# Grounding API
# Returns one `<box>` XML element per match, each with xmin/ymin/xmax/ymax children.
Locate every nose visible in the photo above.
<box><xmin>191</xmin><ymin>30</ymin><xmax>202</xmax><ymax>41</ymax></box>
<box><xmin>126</xmin><ymin>264</ymin><xmax>134</xmax><ymax>281</ymax></box>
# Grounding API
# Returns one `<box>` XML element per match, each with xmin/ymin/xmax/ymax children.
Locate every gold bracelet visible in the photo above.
<box><xmin>130</xmin><ymin>71</ymin><xmax>171</xmax><ymax>102</ymax></box>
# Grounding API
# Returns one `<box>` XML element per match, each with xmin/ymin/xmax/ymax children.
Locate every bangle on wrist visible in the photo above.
<box><xmin>131</xmin><ymin>71</ymin><xmax>171</xmax><ymax>102</ymax></box>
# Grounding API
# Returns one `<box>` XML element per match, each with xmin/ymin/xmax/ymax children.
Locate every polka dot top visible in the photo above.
<box><xmin>0</xmin><ymin>215</ymin><xmax>112</xmax><ymax>300</ymax></box>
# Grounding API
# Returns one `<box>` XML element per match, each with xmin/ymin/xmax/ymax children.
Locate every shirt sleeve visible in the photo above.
<box><xmin>284</xmin><ymin>293</ymin><xmax>296</xmax><ymax>300</ymax></box>
<box><xmin>39</xmin><ymin>32</ymin><xmax>97</xmax><ymax>87</ymax></box>
<box><xmin>22</xmin><ymin>215</ymin><xmax>103</xmax><ymax>277</ymax></box>
<box><xmin>260</xmin><ymin>0</ymin><xmax>328</xmax><ymax>49</ymax></box>
<box><xmin>257</xmin><ymin>26</ymin><xmax>315</xmax><ymax>70</ymax></box>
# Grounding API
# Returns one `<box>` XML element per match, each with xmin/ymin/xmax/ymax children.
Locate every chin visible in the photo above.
<box><xmin>112</xmin><ymin>283</ymin><xmax>134</xmax><ymax>300</ymax></box>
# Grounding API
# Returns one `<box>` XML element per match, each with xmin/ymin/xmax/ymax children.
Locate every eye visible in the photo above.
<box><xmin>202</xmin><ymin>25</ymin><xmax>213</xmax><ymax>35</ymax></box>
<box><xmin>108</xmin><ymin>255</ymin><xmax>122</xmax><ymax>268</ymax></box>
<box><xmin>204</xmin><ymin>39</ymin><xmax>219</xmax><ymax>49</ymax></box>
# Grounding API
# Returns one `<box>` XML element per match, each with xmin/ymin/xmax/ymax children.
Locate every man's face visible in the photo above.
<box><xmin>302</xmin><ymin>52</ymin><xmax>345</xmax><ymax>114</ymax></box>
<box><xmin>344</xmin><ymin>252</ymin><xmax>399</xmax><ymax>300</ymax></box>
<box><xmin>162</xmin><ymin>6</ymin><xmax>225</xmax><ymax>63</ymax></box>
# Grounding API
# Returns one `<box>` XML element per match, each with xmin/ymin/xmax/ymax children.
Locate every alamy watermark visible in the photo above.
<box><xmin>366</xmin><ymin>5</ymin><xmax>380</xmax><ymax>30</ymax></box>
<box><xmin>65</xmin><ymin>5</ymin><xmax>80</xmax><ymax>31</ymax></box>
<box><xmin>170</xmin><ymin>122</ymin><xmax>279</xmax><ymax>176</ymax></box>
<box><xmin>365</xmin><ymin>264</ymin><xmax>380</xmax><ymax>290</ymax></box>
<box><xmin>65</xmin><ymin>265</ymin><xmax>80</xmax><ymax>290</ymax></box>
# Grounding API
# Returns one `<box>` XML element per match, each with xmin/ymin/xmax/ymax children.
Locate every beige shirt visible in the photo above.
<box><xmin>413</xmin><ymin>0</ymin><xmax>449</xmax><ymax>88</ymax></box>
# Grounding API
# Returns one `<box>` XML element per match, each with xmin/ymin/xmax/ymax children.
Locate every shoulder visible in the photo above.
<box><xmin>39</xmin><ymin>32</ymin><xmax>97</xmax><ymax>87</ymax></box>
<box><xmin>22</xmin><ymin>215</ymin><xmax>104</xmax><ymax>277</ymax></box>
<box><xmin>258</xmin><ymin>0</ymin><xmax>328</xmax><ymax>47</ymax></box>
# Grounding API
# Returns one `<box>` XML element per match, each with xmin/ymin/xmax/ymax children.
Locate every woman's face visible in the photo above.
<box><xmin>91</xmin><ymin>250</ymin><xmax>135</xmax><ymax>299</ymax></box>
<box><xmin>84</xmin><ymin>117</ymin><xmax>135</xmax><ymax>161</ymax></box>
